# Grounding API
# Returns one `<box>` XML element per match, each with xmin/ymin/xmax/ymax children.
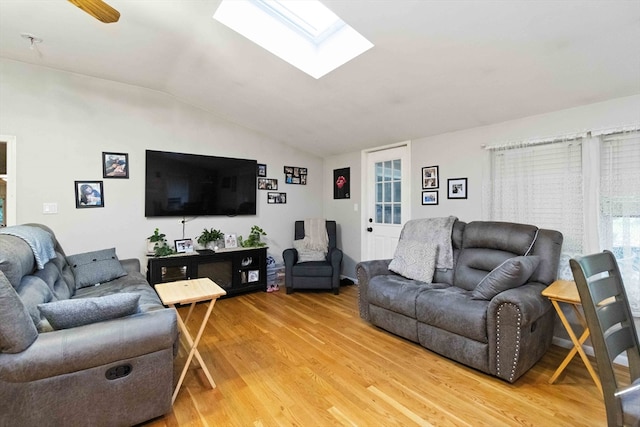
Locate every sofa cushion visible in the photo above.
<box><xmin>416</xmin><ymin>286</ymin><xmax>490</xmax><ymax>343</ymax></box>
<box><xmin>389</xmin><ymin>239</ymin><xmax>437</xmax><ymax>283</ymax></box>
<box><xmin>67</xmin><ymin>248</ymin><xmax>127</xmax><ymax>289</ymax></box>
<box><xmin>0</xmin><ymin>234</ymin><xmax>36</xmax><ymax>289</ymax></box>
<box><xmin>38</xmin><ymin>292</ymin><xmax>140</xmax><ymax>330</ymax></box>
<box><xmin>471</xmin><ymin>256</ymin><xmax>541</xmax><ymax>300</ymax></box>
<box><xmin>368</xmin><ymin>275</ymin><xmax>447</xmax><ymax>318</ymax></box>
<box><xmin>0</xmin><ymin>271</ymin><xmax>38</xmax><ymax>353</ymax></box>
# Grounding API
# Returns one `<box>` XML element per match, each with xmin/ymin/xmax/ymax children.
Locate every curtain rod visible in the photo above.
<box><xmin>483</xmin><ymin>123</ymin><xmax>640</xmax><ymax>150</ymax></box>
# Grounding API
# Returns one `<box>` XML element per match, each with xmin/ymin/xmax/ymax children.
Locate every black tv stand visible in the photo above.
<box><xmin>147</xmin><ymin>247</ymin><xmax>267</xmax><ymax>297</ymax></box>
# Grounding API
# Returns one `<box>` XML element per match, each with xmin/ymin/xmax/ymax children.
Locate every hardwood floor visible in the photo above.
<box><xmin>144</xmin><ymin>284</ymin><xmax>617</xmax><ymax>427</ymax></box>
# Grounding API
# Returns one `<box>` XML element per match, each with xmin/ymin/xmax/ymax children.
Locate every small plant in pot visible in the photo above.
<box><xmin>147</xmin><ymin>228</ymin><xmax>175</xmax><ymax>257</ymax></box>
<box><xmin>239</xmin><ymin>225</ymin><xmax>267</xmax><ymax>248</ymax></box>
<box><xmin>198</xmin><ymin>228</ymin><xmax>224</xmax><ymax>250</ymax></box>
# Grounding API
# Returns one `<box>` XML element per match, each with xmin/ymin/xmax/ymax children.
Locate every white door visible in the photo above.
<box><xmin>362</xmin><ymin>143</ymin><xmax>411</xmax><ymax>260</ymax></box>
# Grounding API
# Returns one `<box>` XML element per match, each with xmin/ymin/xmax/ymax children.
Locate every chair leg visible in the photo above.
<box><xmin>286</xmin><ymin>287</ymin><xmax>293</xmax><ymax>294</ymax></box>
<box><xmin>333</xmin><ymin>287</ymin><xmax>339</xmax><ymax>295</ymax></box>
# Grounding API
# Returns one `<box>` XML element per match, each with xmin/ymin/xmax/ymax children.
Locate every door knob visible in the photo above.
<box><xmin>367</xmin><ymin>227</ymin><xmax>373</xmax><ymax>232</ymax></box>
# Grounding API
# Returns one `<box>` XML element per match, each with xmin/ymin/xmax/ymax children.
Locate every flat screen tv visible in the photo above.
<box><xmin>145</xmin><ymin>150</ymin><xmax>257</xmax><ymax>217</ymax></box>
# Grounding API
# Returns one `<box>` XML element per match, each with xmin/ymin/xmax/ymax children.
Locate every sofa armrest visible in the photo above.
<box><xmin>355</xmin><ymin>259</ymin><xmax>393</xmax><ymax>321</ymax></box>
<box><xmin>486</xmin><ymin>282</ymin><xmax>554</xmax><ymax>382</ymax></box>
<box><xmin>120</xmin><ymin>258</ymin><xmax>141</xmax><ymax>274</ymax></box>
<box><xmin>0</xmin><ymin>308</ymin><xmax>178</xmax><ymax>383</ymax></box>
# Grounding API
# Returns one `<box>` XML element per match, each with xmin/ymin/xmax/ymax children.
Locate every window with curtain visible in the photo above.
<box><xmin>599</xmin><ymin>131</ymin><xmax>640</xmax><ymax>315</ymax></box>
<box><xmin>487</xmin><ymin>139</ymin><xmax>583</xmax><ymax>280</ymax></box>
<box><xmin>486</xmin><ymin>128</ymin><xmax>640</xmax><ymax>316</ymax></box>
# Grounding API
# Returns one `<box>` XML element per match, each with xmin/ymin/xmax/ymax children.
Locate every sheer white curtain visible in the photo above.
<box><xmin>598</xmin><ymin>130</ymin><xmax>640</xmax><ymax>315</ymax></box>
<box><xmin>486</xmin><ymin>128</ymin><xmax>640</xmax><ymax>315</ymax></box>
<box><xmin>486</xmin><ymin>139</ymin><xmax>583</xmax><ymax>279</ymax></box>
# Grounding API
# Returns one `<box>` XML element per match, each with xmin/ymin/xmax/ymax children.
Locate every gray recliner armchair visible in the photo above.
<box><xmin>283</xmin><ymin>220</ymin><xmax>343</xmax><ymax>294</ymax></box>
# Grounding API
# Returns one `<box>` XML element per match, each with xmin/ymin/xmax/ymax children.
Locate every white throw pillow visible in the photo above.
<box><xmin>293</xmin><ymin>240</ymin><xmax>326</xmax><ymax>262</ymax></box>
<box><xmin>389</xmin><ymin>239</ymin><xmax>438</xmax><ymax>283</ymax></box>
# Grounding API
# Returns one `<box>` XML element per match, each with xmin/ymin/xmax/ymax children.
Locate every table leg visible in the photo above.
<box><xmin>171</xmin><ymin>299</ymin><xmax>219</xmax><ymax>404</ymax></box>
<box><xmin>548</xmin><ymin>300</ymin><xmax>603</xmax><ymax>394</ymax></box>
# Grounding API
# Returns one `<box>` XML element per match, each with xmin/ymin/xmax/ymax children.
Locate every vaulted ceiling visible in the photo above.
<box><xmin>1</xmin><ymin>0</ymin><xmax>639</xmax><ymax>157</ymax></box>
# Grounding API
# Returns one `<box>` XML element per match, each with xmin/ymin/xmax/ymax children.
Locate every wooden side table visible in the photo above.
<box><xmin>155</xmin><ymin>278</ymin><xmax>227</xmax><ymax>404</ymax></box>
<box><xmin>541</xmin><ymin>279</ymin><xmax>602</xmax><ymax>394</ymax></box>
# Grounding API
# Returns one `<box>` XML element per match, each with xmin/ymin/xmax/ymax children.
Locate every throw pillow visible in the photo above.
<box><xmin>67</xmin><ymin>248</ymin><xmax>127</xmax><ymax>289</ymax></box>
<box><xmin>38</xmin><ymin>293</ymin><xmax>140</xmax><ymax>330</ymax></box>
<box><xmin>0</xmin><ymin>271</ymin><xmax>38</xmax><ymax>353</ymax></box>
<box><xmin>389</xmin><ymin>239</ymin><xmax>438</xmax><ymax>283</ymax></box>
<box><xmin>471</xmin><ymin>256</ymin><xmax>541</xmax><ymax>300</ymax></box>
<box><xmin>293</xmin><ymin>240</ymin><xmax>326</xmax><ymax>262</ymax></box>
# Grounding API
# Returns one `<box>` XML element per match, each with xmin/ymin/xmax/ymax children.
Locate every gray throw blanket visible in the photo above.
<box><xmin>0</xmin><ymin>225</ymin><xmax>56</xmax><ymax>269</ymax></box>
<box><xmin>399</xmin><ymin>216</ymin><xmax>457</xmax><ymax>269</ymax></box>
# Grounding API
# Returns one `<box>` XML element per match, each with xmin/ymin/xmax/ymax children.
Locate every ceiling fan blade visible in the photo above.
<box><xmin>67</xmin><ymin>0</ymin><xmax>120</xmax><ymax>23</ymax></box>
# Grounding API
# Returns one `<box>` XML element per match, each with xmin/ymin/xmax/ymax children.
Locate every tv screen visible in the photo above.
<box><xmin>145</xmin><ymin>150</ymin><xmax>257</xmax><ymax>217</ymax></box>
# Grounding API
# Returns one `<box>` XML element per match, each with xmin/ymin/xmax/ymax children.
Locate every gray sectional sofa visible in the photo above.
<box><xmin>0</xmin><ymin>224</ymin><xmax>178</xmax><ymax>426</ymax></box>
<box><xmin>357</xmin><ymin>218</ymin><xmax>563</xmax><ymax>383</ymax></box>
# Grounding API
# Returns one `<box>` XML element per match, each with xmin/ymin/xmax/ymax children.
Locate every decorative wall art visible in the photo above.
<box><xmin>75</xmin><ymin>181</ymin><xmax>104</xmax><ymax>208</ymax></box>
<box><xmin>448</xmin><ymin>178</ymin><xmax>468</xmax><ymax>199</ymax></box>
<box><xmin>333</xmin><ymin>167</ymin><xmax>350</xmax><ymax>199</ymax></box>
<box><xmin>102</xmin><ymin>152</ymin><xmax>128</xmax><ymax>178</ymax></box>
<box><xmin>422</xmin><ymin>165</ymin><xmax>439</xmax><ymax>189</ymax></box>
<box><xmin>257</xmin><ymin>164</ymin><xmax>267</xmax><ymax>177</ymax></box>
<box><xmin>422</xmin><ymin>191</ymin><xmax>438</xmax><ymax>205</ymax></box>
<box><xmin>284</xmin><ymin>166</ymin><xmax>307</xmax><ymax>185</ymax></box>
<box><xmin>267</xmin><ymin>192</ymin><xmax>287</xmax><ymax>204</ymax></box>
<box><xmin>258</xmin><ymin>178</ymin><xmax>278</xmax><ymax>190</ymax></box>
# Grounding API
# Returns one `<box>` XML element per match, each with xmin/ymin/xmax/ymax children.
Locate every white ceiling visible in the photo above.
<box><xmin>1</xmin><ymin>0</ymin><xmax>639</xmax><ymax>157</ymax></box>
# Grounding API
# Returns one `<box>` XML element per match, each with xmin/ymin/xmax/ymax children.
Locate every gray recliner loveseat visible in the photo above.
<box><xmin>356</xmin><ymin>218</ymin><xmax>563</xmax><ymax>383</ymax></box>
<box><xmin>0</xmin><ymin>224</ymin><xmax>178</xmax><ymax>426</ymax></box>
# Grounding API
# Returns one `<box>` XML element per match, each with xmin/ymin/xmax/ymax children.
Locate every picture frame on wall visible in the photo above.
<box><xmin>333</xmin><ymin>167</ymin><xmax>350</xmax><ymax>199</ymax></box>
<box><xmin>267</xmin><ymin>192</ymin><xmax>286</xmax><ymax>204</ymax></box>
<box><xmin>102</xmin><ymin>152</ymin><xmax>129</xmax><ymax>178</ymax></box>
<box><xmin>75</xmin><ymin>181</ymin><xmax>104</xmax><ymax>208</ymax></box>
<box><xmin>258</xmin><ymin>178</ymin><xmax>278</xmax><ymax>190</ymax></box>
<box><xmin>175</xmin><ymin>239</ymin><xmax>194</xmax><ymax>253</ymax></box>
<box><xmin>422</xmin><ymin>191</ymin><xmax>438</xmax><ymax>205</ymax></box>
<box><xmin>448</xmin><ymin>178</ymin><xmax>468</xmax><ymax>199</ymax></box>
<box><xmin>284</xmin><ymin>166</ymin><xmax>307</xmax><ymax>185</ymax></box>
<box><xmin>257</xmin><ymin>164</ymin><xmax>267</xmax><ymax>177</ymax></box>
<box><xmin>422</xmin><ymin>165</ymin><xmax>439</xmax><ymax>189</ymax></box>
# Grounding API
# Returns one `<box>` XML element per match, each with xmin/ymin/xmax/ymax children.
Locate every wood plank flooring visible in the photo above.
<box><xmin>143</xmin><ymin>284</ymin><xmax>618</xmax><ymax>427</ymax></box>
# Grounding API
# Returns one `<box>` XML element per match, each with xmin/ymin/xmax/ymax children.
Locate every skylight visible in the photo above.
<box><xmin>213</xmin><ymin>0</ymin><xmax>374</xmax><ymax>79</ymax></box>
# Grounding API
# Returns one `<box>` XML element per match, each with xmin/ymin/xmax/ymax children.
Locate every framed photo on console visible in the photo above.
<box><xmin>175</xmin><ymin>239</ymin><xmax>194</xmax><ymax>253</ymax></box>
<box><xmin>224</xmin><ymin>233</ymin><xmax>238</xmax><ymax>249</ymax></box>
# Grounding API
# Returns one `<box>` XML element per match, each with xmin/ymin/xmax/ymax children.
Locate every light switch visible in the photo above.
<box><xmin>43</xmin><ymin>203</ymin><xmax>58</xmax><ymax>214</ymax></box>
<box><xmin>354</xmin><ymin>203</ymin><xmax>359</xmax><ymax>212</ymax></box>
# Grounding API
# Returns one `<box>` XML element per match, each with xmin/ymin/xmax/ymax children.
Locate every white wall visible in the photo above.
<box><xmin>0</xmin><ymin>59</ymin><xmax>324</xmax><ymax>265</ymax></box>
<box><xmin>325</xmin><ymin>94</ymin><xmax>640</xmax><ymax>278</ymax></box>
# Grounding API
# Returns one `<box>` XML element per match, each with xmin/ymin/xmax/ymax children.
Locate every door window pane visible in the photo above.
<box><xmin>374</xmin><ymin>159</ymin><xmax>402</xmax><ymax>224</ymax></box>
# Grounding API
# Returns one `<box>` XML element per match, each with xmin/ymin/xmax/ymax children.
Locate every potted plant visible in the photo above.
<box><xmin>147</xmin><ymin>228</ymin><xmax>166</xmax><ymax>254</ymax></box>
<box><xmin>238</xmin><ymin>225</ymin><xmax>267</xmax><ymax>248</ymax></box>
<box><xmin>197</xmin><ymin>228</ymin><xmax>224</xmax><ymax>250</ymax></box>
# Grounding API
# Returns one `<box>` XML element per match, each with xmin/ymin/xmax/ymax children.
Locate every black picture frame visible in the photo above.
<box><xmin>102</xmin><ymin>152</ymin><xmax>129</xmax><ymax>178</ymax></box>
<box><xmin>333</xmin><ymin>167</ymin><xmax>350</xmax><ymax>199</ymax></box>
<box><xmin>258</xmin><ymin>178</ymin><xmax>278</xmax><ymax>190</ymax></box>
<box><xmin>75</xmin><ymin>181</ymin><xmax>104</xmax><ymax>208</ymax></box>
<box><xmin>257</xmin><ymin>163</ymin><xmax>267</xmax><ymax>177</ymax></box>
<box><xmin>267</xmin><ymin>192</ymin><xmax>287</xmax><ymax>204</ymax></box>
<box><xmin>422</xmin><ymin>190</ymin><xmax>438</xmax><ymax>205</ymax></box>
<box><xmin>284</xmin><ymin>166</ymin><xmax>307</xmax><ymax>185</ymax></box>
<box><xmin>448</xmin><ymin>178</ymin><xmax>468</xmax><ymax>199</ymax></box>
<box><xmin>174</xmin><ymin>239</ymin><xmax>194</xmax><ymax>253</ymax></box>
<box><xmin>422</xmin><ymin>165</ymin><xmax>439</xmax><ymax>189</ymax></box>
